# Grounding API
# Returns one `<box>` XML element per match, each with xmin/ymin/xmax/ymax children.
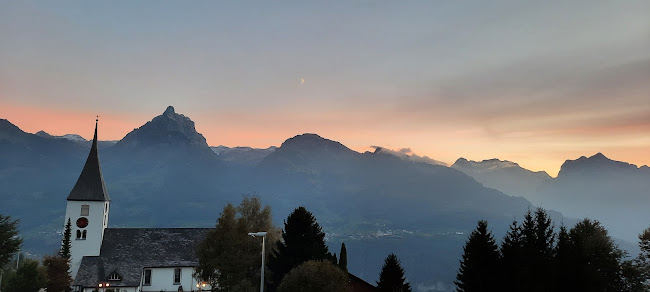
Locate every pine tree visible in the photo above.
<box><xmin>339</xmin><ymin>242</ymin><xmax>348</xmax><ymax>273</ymax></box>
<box><xmin>268</xmin><ymin>206</ymin><xmax>331</xmax><ymax>291</ymax></box>
<box><xmin>500</xmin><ymin>220</ymin><xmax>523</xmax><ymax>292</ymax></box>
<box><xmin>455</xmin><ymin>220</ymin><xmax>499</xmax><ymax>292</ymax></box>
<box><xmin>0</xmin><ymin>214</ymin><xmax>22</xmax><ymax>268</ymax></box>
<box><xmin>377</xmin><ymin>253</ymin><xmax>411</xmax><ymax>292</ymax></box>
<box><xmin>59</xmin><ymin>218</ymin><xmax>72</xmax><ymax>259</ymax></box>
<box><xmin>553</xmin><ymin>225</ymin><xmax>575</xmax><ymax>292</ymax></box>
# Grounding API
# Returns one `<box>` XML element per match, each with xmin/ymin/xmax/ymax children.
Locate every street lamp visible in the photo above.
<box><xmin>248</xmin><ymin>232</ymin><xmax>267</xmax><ymax>292</ymax></box>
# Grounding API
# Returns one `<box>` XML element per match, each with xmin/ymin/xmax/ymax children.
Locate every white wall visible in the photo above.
<box><xmin>141</xmin><ymin>267</ymin><xmax>208</xmax><ymax>292</ymax></box>
<box><xmin>83</xmin><ymin>287</ymin><xmax>138</xmax><ymax>292</ymax></box>
<box><xmin>64</xmin><ymin>200</ymin><xmax>109</xmax><ymax>278</ymax></box>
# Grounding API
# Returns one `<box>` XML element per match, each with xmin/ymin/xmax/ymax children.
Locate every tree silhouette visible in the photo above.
<box><xmin>59</xmin><ymin>218</ymin><xmax>72</xmax><ymax>259</ymax></box>
<box><xmin>268</xmin><ymin>206</ymin><xmax>331</xmax><ymax>291</ymax></box>
<box><xmin>377</xmin><ymin>253</ymin><xmax>411</xmax><ymax>292</ymax></box>
<box><xmin>0</xmin><ymin>214</ymin><xmax>22</xmax><ymax>268</ymax></box>
<box><xmin>43</xmin><ymin>255</ymin><xmax>72</xmax><ymax>292</ymax></box>
<box><xmin>339</xmin><ymin>242</ymin><xmax>348</xmax><ymax>272</ymax></box>
<box><xmin>455</xmin><ymin>220</ymin><xmax>499</xmax><ymax>292</ymax></box>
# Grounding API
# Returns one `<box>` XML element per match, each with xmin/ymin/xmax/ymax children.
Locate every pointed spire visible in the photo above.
<box><xmin>67</xmin><ymin>119</ymin><xmax>110</xmax><ymax>201</ymax></box>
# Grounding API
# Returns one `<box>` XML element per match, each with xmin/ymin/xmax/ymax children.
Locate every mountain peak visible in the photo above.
<box><xmin>163</xmin><ymin>105</ymin><xmax>175</xmax><ymax>116</ymax></box>
<box><xmin>591</xmin><ymin>152</ymin><xmax>607</xmax><ymax>159</ymax></box>
<box><xmin>557</xmin><ymin>152</ymin><xmax>640</xmax><ymax>178</ymax></box>
<box><xmin>114</xmin><ymin>106</ymin><xmax>210</xmax><ymax>151</ymax></box>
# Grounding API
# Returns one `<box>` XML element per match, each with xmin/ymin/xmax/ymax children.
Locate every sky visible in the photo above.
<box><xmin>1</xmin><ymin>0</ymin><xmax>648</xmax><ymax>176</ymax></box>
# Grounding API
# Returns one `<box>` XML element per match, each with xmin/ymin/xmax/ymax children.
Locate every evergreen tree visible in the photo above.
<box><xmin>553</xmin><ymin>225</ymin><xmax>575</xmax><ymax>292</ymax></box>
<box><xmin>59</xmin><ymin>218</ymin><xmax>72</xmax><ymax>259</ymax></box>
<box><xmin>43</xmin><ymin>255</ymin><xmax>72</xmax><ymax>292</ymax></box>
<box><xmin>500</xmin><ymin>220</ymin><xmax>523</xmax><ymax>292</ymax></box>
<box><xmin>532</xmin><ymin>208</ymin><xmax>555</xmax><ymax>291</ymax></box>
<box><xmin>377</xmin><ymin>253</ymin><xmax>411</xmax><ymax>292</ymax></box>
<box><xmin>268</xmin><ymin>206</ymin><xmax>331</xmax><ymax>291</ymax></box>
<box><xmin>0</xmin><ymin>214</ymin><xmax>22</xmax><ymax>268</ymax></box>
<box><xmin>455</xmin><ymin>220</ymin><xmax>499</xmax><ymax>292</ymax></box>
<box><xmin>339</xmin><ymin>242</ymin><xmax>348</xmax><ymax>273</ymax></box>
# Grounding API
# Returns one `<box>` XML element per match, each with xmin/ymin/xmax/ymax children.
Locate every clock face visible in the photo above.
<box><xmin>76</xmin><ymin>217</ymin><xmax>89</xmax><ymax>228</ymax></box>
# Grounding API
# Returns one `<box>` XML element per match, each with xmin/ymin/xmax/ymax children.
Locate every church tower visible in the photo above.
<box><xmin>64</xmin><ymin>119</ymin><xmax>111</xmax><ymax>279</ymax></box>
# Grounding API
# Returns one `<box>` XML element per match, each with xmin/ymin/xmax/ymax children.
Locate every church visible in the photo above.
<box><xmin>64</xmin><ymin>120</ymin><xmax>211</xmax><ymax>292</ymax></box>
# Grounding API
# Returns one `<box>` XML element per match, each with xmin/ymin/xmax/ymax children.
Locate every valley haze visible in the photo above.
<box><xmin>1</xmin><ymin>106</ymin><xmax>648</xmax><ymax>291</ymax></box>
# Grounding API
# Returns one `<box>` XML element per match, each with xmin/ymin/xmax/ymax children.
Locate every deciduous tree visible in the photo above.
<box><xmin>1</xmin><ymin>258</ymin><xmax>46</xmax><ymax>292</ymax></box>
<box><xmin>276</xmin><ymin>260</ymin><xmax>350</xmax><ymax>292</ymax></box>
<box><xmin>43</xmin><ymin>255</ymin><xmax>72</xmax><ymax>292</ymax></box>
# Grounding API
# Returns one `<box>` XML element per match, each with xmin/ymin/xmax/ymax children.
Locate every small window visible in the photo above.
<box><xmin>144</xmin><ymin>269</ymin><xmax>152</xmax><ymax>286</ymax></box>
<box><xmin>173</xmin><ymin>268</ymin><xmax>181</xmax><ymax>284</ymax></box>
<box><xmin>76</xmin><ymin>230</ymin><xmax>81</xmax><ymax>239</ymax></box>
<box><xmin>82</xmin><ymin>230</ymin><xmax>87</xmax><ymax>239</ymax></box>
<box><xmin>81</xmin><ymin>205</ymin><xmax>89</xmax><ymax>216</ymax></box>
<box><xmin>108</xmin><ymin>271</ymin><xmax>122</xmax><ymax>281</ymax></box>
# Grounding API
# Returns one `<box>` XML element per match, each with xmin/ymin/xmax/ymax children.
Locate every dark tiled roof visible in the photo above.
<box><xmin>349</xmin><ymin>273</ymin><xmax>379</xmax><ymax>292</ymax></box>
<box><xmin>75</xmin><ymin>228</ymin><xmax>212</xmax><ymax>288</ymax></box>
<box><xmin>67</xmin><ymin>121</ymin><xmax>110</xmax><ymax>201</ymax></box>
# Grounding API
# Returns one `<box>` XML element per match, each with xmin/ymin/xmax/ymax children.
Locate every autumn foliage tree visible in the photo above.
<box><xmin>43</xmin><ymin>255</ymin><xmax>72</xmax><ymax>292</ymax></box>
<box><xmin>276</xmin><ymin>260</ymin><xmax>350</xmax><ymax>292</ymax></box>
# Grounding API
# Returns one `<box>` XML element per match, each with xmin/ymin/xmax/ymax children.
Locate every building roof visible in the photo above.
<box><xmin>67</xmin><ymin>121</ymin><xmax>111</xmax><ymax>201</ymax></box>
<box><xmin>349</xmin><ymin>273</ymin><xmax>379</xmax><ymax>292</ymax></box>
<box><xmin>74</xmin><ymin>228</ymin><xmax>211</xmax><ymax>288</ymax></box>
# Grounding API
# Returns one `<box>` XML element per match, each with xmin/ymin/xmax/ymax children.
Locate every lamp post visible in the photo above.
<box><xmin>248</xmin><ymin>232</ymin><xmax>267</xmax><ymax>292</ymax></box>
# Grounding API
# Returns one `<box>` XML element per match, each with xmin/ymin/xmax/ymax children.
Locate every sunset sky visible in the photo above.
<box><xmin>1</xmin><ymin>0</ymin><xmax>648</xmax><ymax>176</ymax></box>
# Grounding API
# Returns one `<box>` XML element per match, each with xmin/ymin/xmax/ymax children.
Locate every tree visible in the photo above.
<box><xmin>339</xmin><ymin>242</ymin><xmax>348</xmax><ymax>273</ymax></box>
<box><xmin>553</xmin><ymin>224</ymin><xmax>575</xmax><ymax>292</ymax></box>
<box><xmin>268</xmin><ymin>206</ymin><xmax>332</xmax><ymax>291</ymax></box>
<box><xmin>636</xmin><ymin>226</ymin><xmax>650</xmax><ymax>290</ymax></box>
<box><xmin>0</xmin><ymin>214</ymin><xmax>22</xmax><ymax>268</ymax></box>
<box><xmin>377</xmin><ymin>253</ymin><xmax>411</xmax><ymax>292</ymax></box>
<box><xmin>568</xmin><ymin>219</ymin><xmax>625</xmax><ymax>291</ymax></box>
<box><xmin>195</xmin><ymin>196</ymin><xmax>278</xmax><ymax>291</ymax></box>
<box><xmin>59</xmin><ymin>218</ymin><xmax>72</xmax><ymax>259</ymax></box>
<box><xmin>455</xmin><ymin>220</ymin><xmax>499</xmax><ymax>292</ymax></box>
<box><xmin>500</xmin><ymin>220</ymin><xmax>523</xmax><ymax>292</ymax></box>
<box><xmin>276</xmin><ymin>260</ymin><xmax>350</xmax><ymax>292</ymax></box>
<box><xmin>43</xmin><ymin>255</ymin><xmax>72</xmax><ymax>292</ymax></box>
<box><xmin>1</xmin><ymin>258</ymin><xmax>46</xmax><ymax>292</ymax></box>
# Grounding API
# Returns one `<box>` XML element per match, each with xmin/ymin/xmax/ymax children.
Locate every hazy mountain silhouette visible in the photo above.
<box><xmin>453</xmin><ymin>153</ymin><xmax>649</xmax><ymax>242</ymax></box>
<box><xmin>0</xmin><ymin>108</ymin><xmax>605</xmax><ymax>291</ymax></box>
<box><xmin>451</xmin><ymin>158</ymin><xmax>551</xmax><ymax>198</ymax></box>
<box><xmin>536</xmin><ymin>153</ymin><xmax>650</xmax><ymax>241</ymax></box>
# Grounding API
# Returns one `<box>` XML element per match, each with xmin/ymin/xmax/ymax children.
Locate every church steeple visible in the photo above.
<box><xmin>67</xmin><ymin>119</ymin><xmax>110</xmax><ymax>201</ymax></box>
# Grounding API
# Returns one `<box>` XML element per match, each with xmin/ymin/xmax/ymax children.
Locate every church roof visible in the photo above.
<box><xmin>74</xmin><ymin>228</ymin><xmax>212</xmax><ymax>288</ymax></box>
<box><xmin>67</xmin><ymin>120</ymin><xmax>110</xmax><ymax>201</ymax></box>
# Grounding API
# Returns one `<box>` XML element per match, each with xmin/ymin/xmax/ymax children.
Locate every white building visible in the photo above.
<box><xmin>64</xmin><ymin>121</ymin><xmax>212</xmax><ymax>292</ymax></box>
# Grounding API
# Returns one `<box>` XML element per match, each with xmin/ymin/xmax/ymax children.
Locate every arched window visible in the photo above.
<box><xmin>82</xmin><ymin>230</ymin><xmax>87</xmax><ymax>239</ymax></box>
<box><xmin>76</xmin><ymin>230</ymin><xmax>81</xmax><ymax>239</ymax></box>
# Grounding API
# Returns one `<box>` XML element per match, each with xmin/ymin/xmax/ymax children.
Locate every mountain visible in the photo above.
<box><xmin>0</xmin><ymin>109</ymin><xmax>564</xmax><ymax>291</ymax></box>
<box><xmin>371</xmin><ymin>147</ymin><xmax>447</xmax><ymax>166</ymax></box>
<box><xmin>451</xmin><ymin>158</ymin><xmax>551</xmax><ymax>199</ymax></box>
<box><xmin>535</xmin><ymin>153</ymin><xmax>650</xmax><ymax>241</ymax></box>
<box><xmin>112</xmin><ymin>106</ymin><xmax>211</xmax><ymax>153</ymax></box>
<box><xmin>211</xmin><ymin>145</ymin><xmax>276</xmax><ymax>166</ymax></box>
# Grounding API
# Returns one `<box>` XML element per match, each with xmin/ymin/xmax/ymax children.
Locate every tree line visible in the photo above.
<box><xmin>455</xmin><ymin>208</ymin><xmax>650</xmax><ymax>292</ymax></box>
<box><xmin>1</xmin><ymin>214</ymin><xmax>72</xmax><ymax>292</ymax></box>
<box><xmin>195</xmin><ymin>196</ymin><xmax>412</xmax><ymax>291</ymax></box>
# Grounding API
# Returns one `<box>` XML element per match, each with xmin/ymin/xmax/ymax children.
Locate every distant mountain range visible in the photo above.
<box><xmin>451</xmin><ymin>154</ymin><xmax>650</xmax><ymax>241</ymax></box>
<box><xmin>1</xmin><ymin>106</ymin><xmax>646</xmax><ymax>291</ymax></box>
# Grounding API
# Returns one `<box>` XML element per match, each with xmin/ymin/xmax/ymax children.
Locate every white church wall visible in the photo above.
<box><xmin>141</xmin><ymin>267</ymin><xmax>205</xmax><ymax>292</ymax></box>
<box><xmin>64</xmin><ymin>200</ymin><xmax>109</xmax><ymax>278</ymax></box>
